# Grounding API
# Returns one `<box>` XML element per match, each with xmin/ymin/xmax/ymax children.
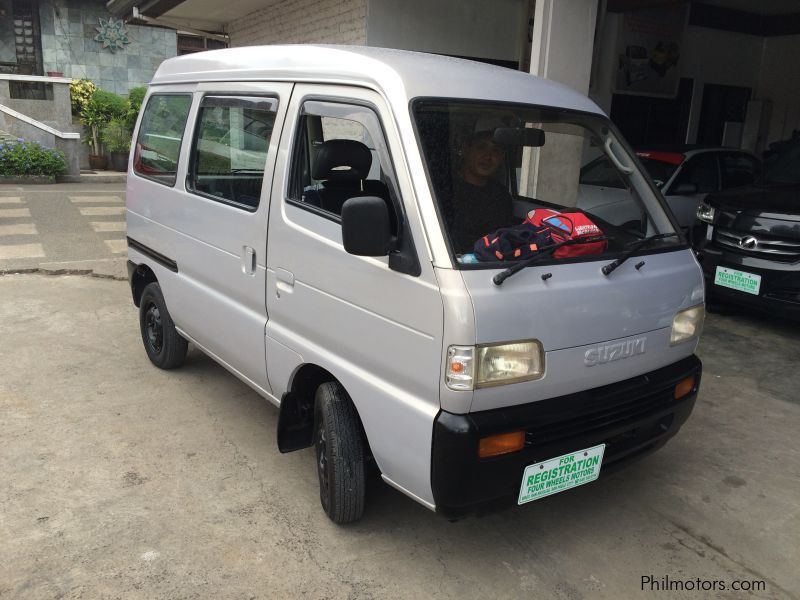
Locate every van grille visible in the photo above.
<box><xmin>715</xmin><ymin>228</ymin><xmax>800</xmax><ymax>262</ymax></box>
<box><xmin>525</xmin><ymin>387</ymin><xmax>675</xmax><ymax>446</ymax></box>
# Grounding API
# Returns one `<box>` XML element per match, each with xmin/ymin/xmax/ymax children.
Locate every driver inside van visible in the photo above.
<box><xmin>444</xmin><ymin>118</ymin><xmax>515</xmax><ymax>254</ymax></box>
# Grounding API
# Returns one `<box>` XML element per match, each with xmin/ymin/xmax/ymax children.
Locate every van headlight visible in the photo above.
<box><xmin>446</xmin><ymin>341</ymin><xmax>544</xmax><ymax>390</ymax></box>
<box><xmin>696</xmin><ymin>203</ymin><xmax>716</xmax><ymax>224</ymax></box>
<box><xmin>670</xmin><ymin>305</ymin><xmax>705</xmax><ymax>345</ymax></box>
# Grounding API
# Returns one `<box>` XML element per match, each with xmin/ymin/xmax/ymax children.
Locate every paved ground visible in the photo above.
<box><xmin>1</xmin><ymin>273</ymin><xmax>798</xmax><ymax>600</ymax></box>
<box><xmin>0</xmin><ymin>182</ymin><xmax>127</xmax><ymax>279</ymax></box>
<box><xmin>1</xmin><ymin>183</ymin><xmax>798</xmax><ymax>599</ymax></box>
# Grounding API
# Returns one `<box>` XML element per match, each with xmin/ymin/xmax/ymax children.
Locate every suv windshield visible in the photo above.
<box><xmin>763</xmin><ymin>141</ymin><xmax>800</xmax><ymax>185</ymax></box>
<box><xmin>412</xmin><ymin>100</ymin><xmax>679</xmax><ymax>265</ymax></box>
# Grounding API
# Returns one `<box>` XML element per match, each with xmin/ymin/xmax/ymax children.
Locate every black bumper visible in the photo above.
<box><xmin>697</xmin><ymin>247</ymin><xmax>800</xmax><ymax>320</ymax></box>
<box><xmin>431</xmin><ymin>355</ymin><xmax>701</xmax><ymax>519</ymax></box>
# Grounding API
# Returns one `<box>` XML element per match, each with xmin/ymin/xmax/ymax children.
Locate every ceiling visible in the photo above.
<box><xmin>161</xmin><ymin>0</ymin><xmax>272</xmax><ymax>30</ymax></box>
<box><xmin>109</xmin><ymin>0</ymin><xmax>800</xmax><ymax>34</ymax></box>
<box><xmin>697</xmin><ymin>0</ymin><xmax>800</xmax><ymax>16</ymax></box>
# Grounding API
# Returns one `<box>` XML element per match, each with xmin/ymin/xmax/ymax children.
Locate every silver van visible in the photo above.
<box><xmin>126</xmin><ymin>45</ymin><xmax>705</xmax><ymax>523</ymax></box>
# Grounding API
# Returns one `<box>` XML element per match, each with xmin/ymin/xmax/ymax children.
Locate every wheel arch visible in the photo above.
<box><xmin>277</xmin><ymin>363</ymin><xmax>370</xmax><ymax>458</ymax></box>
<box><xmin>129</xmin><ymin>261</ymin><xmax>158</xmax><ymax>307</ymax></box>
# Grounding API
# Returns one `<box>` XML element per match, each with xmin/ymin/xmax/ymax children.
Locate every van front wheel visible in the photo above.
<box><xmin>314</xmin><ymin>382</ymin><xmax>365</xmax><ymax>524</ymax></box>
<box><xmin>139</xmin><ymin>282</ymin><xmax>187</xmax><ymax>369</ymax></box>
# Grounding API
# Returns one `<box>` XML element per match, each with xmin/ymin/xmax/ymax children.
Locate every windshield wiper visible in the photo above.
<box><xmin>493</xmin><ymin>236</ymin><xmax>609</xmax><ymax>286</ymax></box>
<box><xmin>601</xmin><ymin>233</ymin><xmax>679</xmax><ymax>276</ymax></box>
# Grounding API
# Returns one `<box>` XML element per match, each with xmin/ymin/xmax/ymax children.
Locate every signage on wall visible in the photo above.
<box><xmin>614</xmin><ymin>4</ymin><xmax>688</xmax><ymax>98</ymax></box>
<box><xmin>94</xmin><ymin>17</ymin><xmax>131</xmax><ymax>53</ymax></box>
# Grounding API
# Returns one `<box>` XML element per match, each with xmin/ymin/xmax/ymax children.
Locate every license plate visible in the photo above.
<box><xmin>518</xmin><ymin>444</ymin><xmax>605</xmax><ymax>505</ymax></box>
<box><xmin>714</xmin><ymin>266</ymin><xmax>761</xmax><ymax>295</ymax></box>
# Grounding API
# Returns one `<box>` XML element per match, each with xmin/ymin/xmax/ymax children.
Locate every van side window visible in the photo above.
<box><xmin>288</xmin><ymin>101</ymin><xmax>400</xmax><ymax>234</ymax></box>
<box><xmin>187</xmin><ymin>96</ymin><xmax>278</xmax><ymax>211</ymax></box>
<box><xmin>133</xmin><ymin>94</ymin><xmax>192</xmax><ymax>186</ymax></box>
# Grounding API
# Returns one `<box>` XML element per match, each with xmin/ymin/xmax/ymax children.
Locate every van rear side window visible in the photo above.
<box><xmin>187</xmin><ymin>95</ymin><xmax>278</xmax><ymax>210</ymax></box>
<box><xmin>133</xmin><ymin>94</ymin><xmax>192</xmax><ymax>186</ymax></box>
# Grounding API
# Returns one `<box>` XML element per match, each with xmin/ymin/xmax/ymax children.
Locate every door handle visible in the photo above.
<box><xmin>275</xmin><ymin>268</ymin><xmax>294</xmax><ymax>297</ymax></box>
<box><xmin>243</xmin><ymin>246</ymin><xmax>256</xmax><ymax>275</ymax></box>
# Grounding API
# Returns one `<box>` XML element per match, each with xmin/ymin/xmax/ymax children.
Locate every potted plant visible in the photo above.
<box><xmin>80</xmin><ymin>88</ymin><xmax>127</xmax><ymax>170</ymax></box>
<box><xmin>124</xmin><ymin>86</ymin><xmax>147</xmax><ymax>133</ymax></box>
<box><xmin>102</xmin><ymin>119</ymin><xmax>132</xmax><ymax>171</ymax></box>
<box><xmin>70</xmin><ymin>79</ymin><xmax>97</xmax><ymax>116</ymax></box>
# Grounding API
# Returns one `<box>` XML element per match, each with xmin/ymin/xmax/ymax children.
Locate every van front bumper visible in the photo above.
<box><xmin>431</xmin><ymin>355</ymin><xmax>701</xmax><ymax>519</ymax></box>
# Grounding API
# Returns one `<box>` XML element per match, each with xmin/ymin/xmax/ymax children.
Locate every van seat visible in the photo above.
<box><xmin>303</xmin><ymin>139</ymin><xmax>388</xmax><ymax>215</ymax></box>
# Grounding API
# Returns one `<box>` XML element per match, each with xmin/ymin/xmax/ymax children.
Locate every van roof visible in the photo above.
<box><xmin>151</xmin><ymin>44</ymin><xmax>603</xmax><ymax>116</ymax></box>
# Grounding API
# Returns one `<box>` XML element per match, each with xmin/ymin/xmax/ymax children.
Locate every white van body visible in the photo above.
<box><xmin>127</xmin><ymin>46</ymin><xmax>704</xmax><ymax>522</ymax></box>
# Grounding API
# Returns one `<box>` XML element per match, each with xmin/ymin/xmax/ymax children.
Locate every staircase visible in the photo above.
<box><xmin>0</xmin><ymin>129</ymin><xmax>19</xmax><ymax>144</ymax></box>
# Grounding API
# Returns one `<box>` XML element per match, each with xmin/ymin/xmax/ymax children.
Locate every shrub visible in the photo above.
<box><xmin>0</xmin><ymin>140</ymin><xmax>67</xmax><ymax>178</ymax></box>
<box><xmin>70</xmin><ymin>78</ymin><xmax>97</xmax><ymax>114</ymax></box>
<box><xmin>101</xmin><ymin>118</ymin><xmax>132</xmax><ymax>153</ymax></box>
<box><xmin>87</xmin><ymin>89</ymin><xmax>128</xmax><ymax>121</ymax></box>
<box><xmin>124</xmin><ymin>86</ymin><xmax>147</xmax><ymax>133</ymax></box>
<box><xmin>81</xmin><ymin>88</ymin><xmax>128</xmax><ymax>155</ymax></box>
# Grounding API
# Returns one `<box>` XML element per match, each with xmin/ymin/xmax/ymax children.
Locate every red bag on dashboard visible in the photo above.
<box><xmin>524</xmin><ymin>209</ymin><xmax>607</xmax><ymax>258</ymax></box>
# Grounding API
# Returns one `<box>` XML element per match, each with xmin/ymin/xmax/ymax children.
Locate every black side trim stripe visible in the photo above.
<box><xmin>127</xmin><ymin>237</ymin><xmax>178</xmax><ymax>272</ymax></box>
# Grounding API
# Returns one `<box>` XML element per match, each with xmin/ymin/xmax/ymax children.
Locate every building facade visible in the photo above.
<box><xmin>0</xmin><ymin>0</ymin><xmax>178</xmax><ymax>95</ymax></box>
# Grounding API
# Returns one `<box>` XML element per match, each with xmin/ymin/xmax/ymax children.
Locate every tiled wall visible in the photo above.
<box><xmin>38</xmin><ymin>0</ymin><xmax>176</xmax><ymax>95</ymax></box>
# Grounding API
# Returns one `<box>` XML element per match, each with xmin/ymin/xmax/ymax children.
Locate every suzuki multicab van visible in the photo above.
<box><xmin>126</xmin><ymin>45</ymin><xmax>704</xmax><ymax>523</ymax></box>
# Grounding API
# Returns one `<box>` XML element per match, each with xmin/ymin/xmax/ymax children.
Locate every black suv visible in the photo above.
<box><xmin>692</xmin><ymin>140</ymin><xmax>800</xmax><ymax>319</ymax></box>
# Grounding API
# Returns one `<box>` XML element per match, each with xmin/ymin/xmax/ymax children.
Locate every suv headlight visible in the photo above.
<box><xmin>446</xmin><ymin>341</ymin><xmax>544</xmax><ymax>390</ymax></box>
<box><xmin>670</xmin><ymin>305</ymin><xmax>705</xmax><ymax>345</ymax></box>
<box><xmin>696</xmin><ymin>203</ymin><xmax>716</xmax><ymax>224</ymax></box>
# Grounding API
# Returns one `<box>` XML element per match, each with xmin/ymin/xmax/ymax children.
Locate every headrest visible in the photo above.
<box><xmin>471</xmin><ymin>115</ymin><xmax>507</xmax><ymax>138</ymax></box>
<box><xmin>312</xmin><ymin>139</ymin><xmax>372</xmax><ymax>180</ymax></box>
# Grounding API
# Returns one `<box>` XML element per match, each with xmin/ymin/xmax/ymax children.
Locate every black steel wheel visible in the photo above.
<box><xmin>314</xmin><ymin>382</ymin><xmax>365</xmax><ymax>524</ymax></box>
<box><xmin>138</xmin><ymin>282</ymin><xmax>187</xmax><ymax>370</ymax></box>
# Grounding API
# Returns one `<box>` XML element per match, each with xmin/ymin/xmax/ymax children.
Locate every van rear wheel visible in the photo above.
<box><xmin>139</xmin><ymin>282</ymin><xmax>187</xmax><ymax>369</ymax></box>
<box><xmin>314</xmin><ymin>382</ymin><xmax>365</xmax><ymax>524</ymax></box>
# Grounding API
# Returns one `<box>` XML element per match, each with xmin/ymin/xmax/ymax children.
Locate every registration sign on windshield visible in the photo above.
<box><xmin>518</xmin><ymin>444</ymin><xmax>605</xmax><ymax>505</ymax></box>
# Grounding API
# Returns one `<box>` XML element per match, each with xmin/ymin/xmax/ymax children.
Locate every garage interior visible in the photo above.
<box><xmin>110</xmin><ymin>0</ymin><xmax>800</xmax><ymax>157</ymax></box>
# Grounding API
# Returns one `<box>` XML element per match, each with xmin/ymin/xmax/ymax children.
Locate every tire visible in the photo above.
<box><xmin>138</xmin><ymin>282</ymin><xmax>188</xmax><ymax>370</ymax></box>
<box><xmin>314</xmin><ymin>382</ymin><xmax>365</xmax><ymax>524</ymax></box>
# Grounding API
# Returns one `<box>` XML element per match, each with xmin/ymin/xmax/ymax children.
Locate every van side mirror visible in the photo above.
<box><xmin>672</xmin><ymin>182</ymin><xmax>698</xmax><ymax>195</ymax></box>
<box><xmin>341</xmin><ymin>196</ymin><xmax>393</xmax><ymax>256</ymax></box>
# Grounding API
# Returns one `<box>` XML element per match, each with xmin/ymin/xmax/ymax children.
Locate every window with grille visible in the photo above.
<box><xmin>11</xmin><ymin>0</ymin><xmax>41</xmax><ymax>74</ymax></box>
<box><xmin>177</xmin><ymin>34</ymin><xmax>228</xmax><ymax>56</ymax></box>
<box><xmin>9</xmin><ymin>0</ymin><xmax>46</xmax><ymax>99</ymax></box>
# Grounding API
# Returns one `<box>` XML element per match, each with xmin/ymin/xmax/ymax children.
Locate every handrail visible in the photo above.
<box><xmin>0</xmin><ymin>103</ymin><xmax>80</xmax><ymax>139</ymax></box>
<box><xmin>0</xmin><ymin>74</ymin><xmax>72</xmax><ymax>84</ymax></box>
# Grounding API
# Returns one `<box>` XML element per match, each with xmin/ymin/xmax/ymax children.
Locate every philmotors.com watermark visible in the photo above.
<box><xmin>641</xmin><ymin>575</ymin><xmax>766</xmax><ymax>593</ymax></box>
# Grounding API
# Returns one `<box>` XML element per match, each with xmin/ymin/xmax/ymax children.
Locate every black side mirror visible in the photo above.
<box><xmin>672</xmin><ymin>182</ymin><xmax>699</xmax><ymax>195</ymax></box>
<box><xmin>341</xmin><ymin>196</ymin><xmax>393</xmax><ymax>256</ymax></box>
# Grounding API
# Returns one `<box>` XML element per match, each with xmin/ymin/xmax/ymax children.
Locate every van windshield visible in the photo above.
<box><xmin>412</xmin><ymin>100</ymin><xmax>680</xmax><ymax>265</ymax></box>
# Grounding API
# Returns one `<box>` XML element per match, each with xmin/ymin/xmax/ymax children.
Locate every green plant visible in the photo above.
<box><xmin>124</xmin><ymin>86</ymin><xmax>147</xmax><ymax>133</ymax></box>
<box><xmin>81</xmin><ymin>88</ymin><xmax>128</xmax><ymax>155</ymax></box>
<box><xmin>70</xmin><ymin>79</ymin><xmax>97</xmax><ymax>114</ymax></box>
<box><xmin>0</xmin><ymin>139</ymin><xmax>66</xmax><ymax>178</ymax></box>
<box><xmin>101</xmin><ymin>118</ymin><xmax>132</xmax><ymax>153</ymax></box>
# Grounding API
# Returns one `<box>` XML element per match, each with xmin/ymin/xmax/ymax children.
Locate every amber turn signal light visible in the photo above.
<box><xmin>478</xmin><ymin>431</ymin><xmax>525</xmax><ymax>458</ymax></box>
<box><xmin>674</xmin><ymin>375</ymin><xmax>696</xmax><ymax>400</ymax></box>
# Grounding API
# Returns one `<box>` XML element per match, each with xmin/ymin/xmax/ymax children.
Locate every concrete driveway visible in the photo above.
<box><xmin>1</xmin><ymin>273</ymin><xmax>798</xmax><ymax>599</ymax></box>
<box><xmin>0</xmin><ymin>183</ymin><xmax>127</xmax><ymax>279</ymax></box>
